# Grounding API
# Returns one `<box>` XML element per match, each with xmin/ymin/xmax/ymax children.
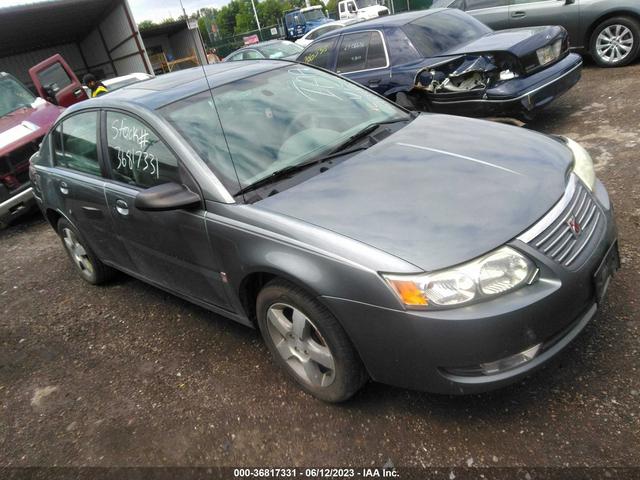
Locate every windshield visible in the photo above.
<box><xmin>356</xmin><ymin>0</ymin><xmax>381</xmax><ymax>8</ymax></box>
<box><xmin>302</xmin><ymin>9</ymin><xmax>326</xmax><ymax>21</ymax></box>
<box><xmin>0</xmin><ymin>75</ymin><xmax>37</xmax><ymax>117</ymax></box>
<box><xmin>258</xmin><ymin>41</ymin><xmax>304</xmax><ymax>59</ymax></box>
<box><xmin>161</xmin><ymin>65</ymin><xmax>408</xmax><ymax>193</ymax></box>
<box><xmin>402</xmin><ymin>9</ymin><xmax>491</xmax><ymax>57</ymax></box>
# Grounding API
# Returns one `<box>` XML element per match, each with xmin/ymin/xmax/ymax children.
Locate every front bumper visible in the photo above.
<box><xmin>0</xmin><ymin>184</ymin><xmax>35</xmax><ymax>225</ymax></box>
<box><xmin>429</xmin><ymin>53</ymin><xmax>582</xmax><ymax>119</ymax></box>
<box><xmin>322</xmin><ymin>178</ymin><xmax>617</xmax><ymax>394</ymax></box>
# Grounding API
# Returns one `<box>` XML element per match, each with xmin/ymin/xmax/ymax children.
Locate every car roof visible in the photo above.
<box><xmin>63</xmin><ymin>61</ymin><xmax>287</xmax><ymax>114</ymax></box>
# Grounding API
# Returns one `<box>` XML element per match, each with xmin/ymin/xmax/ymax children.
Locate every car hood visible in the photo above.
<box><xmin>441</xmin><ymin>26</ymin><xmax>566</xmax><ymax>59</ymax></box>
<box><xmin>256</xmin><ymin>114</ymin><xmax>573</xmax><ymax>271</ymax></box>
<box><xmin>0</xmin><ymin>99</ymin><xmax>63</xmax><ymax>154</ymax></box>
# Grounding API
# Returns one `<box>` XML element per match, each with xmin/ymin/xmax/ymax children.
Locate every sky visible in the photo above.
<box><xmin>0</xmin><ymin>0</ymin><xmax>227</xmax><ymax>23</ymax></box>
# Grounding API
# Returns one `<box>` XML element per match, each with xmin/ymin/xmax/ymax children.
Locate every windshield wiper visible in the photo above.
<box><xmin>328</xmin><ymin>117</ymin><xmax>411</xmax><ymax>155</ymax></box>
<box><xmin>234</xmin><ymin>146</ymin><xmax>368</xmax><ymax>197</ymax></box>
<box><xmin>234</xmin><ymin>117</ymin><xmax>412</xmax><ymax>198</ymax></box>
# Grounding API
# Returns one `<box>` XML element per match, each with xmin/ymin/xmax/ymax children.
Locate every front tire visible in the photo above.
<box><xmin>590</xmin><ymin>17</ymin><xmax>640</xmax><ymax>67</ymax></box>
<box><xmin>57</xmin><ymin>218</ymin><xmax>115</xmax><ymax>285</ymax></box>
<box><xmin>256</xmin><ymin>279</ymin><xmax>368</xmax><ymax>402</ymax></box>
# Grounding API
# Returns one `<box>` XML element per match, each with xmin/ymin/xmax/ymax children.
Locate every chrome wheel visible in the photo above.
<box><xmin>266</xmin><ymin>303</ymin><xmax>336</xmax><ymax>388</ymax></box>
<box><xmin>596</xmin><ymin>24</ymin><xmax>634</xmax><ymax>63</ymax></box>
<box><xmin>62</xmin><ymin>227</ymin><xmax>94</xmax><ymax>277</ymax></box>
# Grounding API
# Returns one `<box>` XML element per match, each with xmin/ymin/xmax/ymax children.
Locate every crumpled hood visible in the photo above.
<box><xmin>256</xmin><ymin>114</ymin><xmax>573</xmax><ymax>271</ymax></box>
<box><xmin>0</xmin><ymin>99</ymin><xmax>63</xmax><ymax>154</ymax></box>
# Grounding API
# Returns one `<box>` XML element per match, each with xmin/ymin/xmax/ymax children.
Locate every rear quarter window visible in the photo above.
<box><xmin>402</xmin><ymin>10</ymin><xmax>491</xmax><ymax>57</ymax></box>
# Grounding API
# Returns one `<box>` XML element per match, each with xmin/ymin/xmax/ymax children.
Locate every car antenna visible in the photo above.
<box><xmin>180</xmin><ymin>0</ymin><xmax>244</xmax><ymax>196</ymax></box>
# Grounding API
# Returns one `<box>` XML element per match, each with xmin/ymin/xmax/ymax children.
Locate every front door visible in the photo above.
<box><xmin>101</xmin><ymin>110</ymin><xmax>230</xmax><ymax>309</ymax></box>
<box><xmin>508</xmin><ymin>0</ymin><xmax>581</xmax><ymax>46</ymax></box>
<box><xmin>29</xmin><ymin>54</ymin><xmax>88</xmax><ymax>107</ymax></box>
<box><xmin>465</xmin><ymin>0</ymin><xmax>511</xmax><ymax>30</ymax></box>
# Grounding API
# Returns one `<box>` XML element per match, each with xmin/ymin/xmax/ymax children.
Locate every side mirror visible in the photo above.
<box><xmin>135</xmin><ymin>182</ymin><xmax>201</xmax><ymax>211</ymax></box>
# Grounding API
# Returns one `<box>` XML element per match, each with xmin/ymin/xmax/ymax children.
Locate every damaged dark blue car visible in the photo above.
<box><xmin>297</xmin><ymin>8</ymin><xmax>583</xmax><ymax>120</ymax></box>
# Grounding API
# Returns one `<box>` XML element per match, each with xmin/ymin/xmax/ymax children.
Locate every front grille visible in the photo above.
<box><xmin>527</xmin><ymin>178</ymin><xmax>601</xmax><ymax>268</ymax></box>
<box><xmin>0</xmin><ymin>141</ymin><xmax>39</xmax><ymax>191</ymax></box>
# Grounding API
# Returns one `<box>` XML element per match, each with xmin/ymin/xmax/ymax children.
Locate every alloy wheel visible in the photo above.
<box><xmin>62</xmin><ymin>228</ymin><xmax>94</xmax><ymax>277</ymax></box>
<box><xmin>596</xmin><ymin>25</ymin><xmax>634</xmax><ymax>64</ymax></box>
<box><xmin>266</xmin><ymin>302</ymin><xmax>336</xmax><ymax>388</ymax></box>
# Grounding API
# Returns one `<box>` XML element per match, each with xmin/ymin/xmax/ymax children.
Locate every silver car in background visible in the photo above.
<box><xmin>431</xmin><ymin>0</ymin><xmax>640</xmax><ymax>67</ymax></box>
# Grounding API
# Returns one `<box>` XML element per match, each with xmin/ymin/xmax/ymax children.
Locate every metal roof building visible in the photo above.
<box><xmin>0</xmin><ymin>0</ymin><xmax>153</xmax><ymax>86</ymax></box>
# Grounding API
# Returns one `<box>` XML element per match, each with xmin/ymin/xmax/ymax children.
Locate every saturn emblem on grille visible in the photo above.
<box><xmin>567</xmin><ymin>216</ymin><xmax>582</xmax><ymax>236</ymax></box>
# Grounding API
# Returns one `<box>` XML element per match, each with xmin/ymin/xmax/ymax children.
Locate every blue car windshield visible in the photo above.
<box><xmin>161</xmin><ymin>65</ymin><xmax>408</xmax><ymax>193</ymax></box>
<box><xmin>303</xmin><ymin>9</ymin><xmax>326</xmax><ymax>21</ymax></box>
<box><xmin>402</xmin><ymin>10</ymin><xmax>491</xmax><ymax>57</ymax></box>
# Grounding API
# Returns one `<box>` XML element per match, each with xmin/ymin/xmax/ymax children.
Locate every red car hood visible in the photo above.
<box><xmin>0</xmin><ymin>99</ymin><xmax>63</xmax><ymax>155</ymax></box>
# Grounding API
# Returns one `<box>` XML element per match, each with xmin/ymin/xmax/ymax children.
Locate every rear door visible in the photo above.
<box><xmin>337</xmin><ymin>31</ymin><xmax>391</xmax><ymax>95</ymax></box>
<box><xmin>48</xmin><ymin>110</ymin><xmax>126</xmax><ymax>265</ymax></box>
<box><xmin>101</xmin><ymin>109</ymin><xmax>231</xmax><ymax>309</ymax></box>
<box><xmin>29</xmin><ymin>54</ymin><xmax>88</xmax><ymax>107</ymax></box>
<box><xmin>508</xmin><ymin>0</ymin><xmax>581</xmax><ymax>43</ymax></box>
<box><xmin>464</xmin><ymin>0</ymin><xmax>511</xmax><ymax>30</ymax></box>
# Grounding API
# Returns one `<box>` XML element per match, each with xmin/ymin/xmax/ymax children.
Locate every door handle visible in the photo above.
<box><xmin>511</xmin><ymin>11</ymin><xmax>526</xmax><ymax>18</ymax></box>
<box><xmin>59</xmin><ymin>181</ymin><xmax>69</xmax><ymax>195</ymax></box>
<box><xmin>115</xmin><ymin>199</ymin><xmax>129</xmax><ymax>216</ymax></box>
<box><xmin>368</xmin><ymin>79</ymin><xmax>381</xmax><ymax>87</ymax></box>
<box><xmin>73</xmin><ymin>89</ymin><xmax>83</xmax><ymax>96</ymax></box>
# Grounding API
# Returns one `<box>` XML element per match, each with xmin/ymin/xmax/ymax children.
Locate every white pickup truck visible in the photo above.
<box><xmin>338</xmin><ymin>0</ymin><xmax>389</xmax><ymax>21</ymax></box>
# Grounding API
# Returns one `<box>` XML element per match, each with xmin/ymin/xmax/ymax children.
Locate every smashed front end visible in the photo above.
<box><xmin>402</xmin><ymin>26</ymin><xmax>581</xmax><ymax>120</ymax></box>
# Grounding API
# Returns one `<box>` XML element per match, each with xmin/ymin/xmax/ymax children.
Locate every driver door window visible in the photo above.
<box><xmin>105</xmin><ymin>112</ymin><xmax>180</xmax><ymax>188</ymax></box>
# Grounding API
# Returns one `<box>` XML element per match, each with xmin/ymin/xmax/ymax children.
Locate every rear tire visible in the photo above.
<box><xmin>590</xmin><ymin>16</ymin><xmax>640</xmax><ymax>67</ymax></box>
<box><xmin>57</xmin><ymin>218</ymin><xmax>115</xmax><ymax>285</ymax></box>
<box><xmin>256</xmin><ymin>279</ymin><xmax>368</xmax><ymax>402</ymax></box>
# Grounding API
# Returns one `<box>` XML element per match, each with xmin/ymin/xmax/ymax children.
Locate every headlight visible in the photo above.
<box><xmin>382</xmin><ymin>246</ymin><xmax>537</xmax><ymax>309</ymax></box>
<box><xmin>564</xmin><ymin>136</ymin><xmax>595</xmax><ymax>191</ymax></box>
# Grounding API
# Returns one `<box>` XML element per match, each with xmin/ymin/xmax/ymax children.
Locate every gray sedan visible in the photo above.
<box><xmin>30</xmin><ymin>61</ymin><xmax>618</xmax><ymax>402</ymax></box>
<box><xmin>432</xmin><ymin>0</ymin><xmax>640</xmax><ymax>67</ymax></box>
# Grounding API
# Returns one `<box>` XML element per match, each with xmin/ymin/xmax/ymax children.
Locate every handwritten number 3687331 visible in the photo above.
<box><xmin>116</xmin><ymin>147</ymin><xmax>159</xmax><ymax>179</ymax></box>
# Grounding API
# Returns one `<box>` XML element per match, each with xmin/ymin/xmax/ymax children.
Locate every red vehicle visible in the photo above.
<box><xmin>0</xmin><ymin>72</ymin><xmax>64</xmax><ymax>227</ymax></box>
<box><xmin>28</xmin><ymin>54</ymin><xmax>88</xmax><ymax>107</ymax></box>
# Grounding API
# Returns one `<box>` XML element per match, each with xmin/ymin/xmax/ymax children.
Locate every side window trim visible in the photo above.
<box><xmin>100</xmin><ymin>108</ymin><xmax>183</xmax><ymax>190</ymax></box>
<box><xmin>336</xmin><ymin>30</ymin><xmax>390</xmax><ymax>75</ymax></box>
<box><xmin>466</xmin><ymin>0</ymin><xmax>510</xmax><ymax>9</ymax></box>
<box><xmin>50</xmin><ymin>109</ymin><xmax>105</xmax><ymax>179</ymax></box>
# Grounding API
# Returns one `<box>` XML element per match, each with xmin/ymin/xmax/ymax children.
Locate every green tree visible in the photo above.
<box><xmin>325</xmin><ymin>0</ymin><xmax>339</xmax><ymax>17</ymax></box>
<box><xmin>137</xmin><ymin>20</ymin><xmax>156</xmax><ymax>31</ymax></box>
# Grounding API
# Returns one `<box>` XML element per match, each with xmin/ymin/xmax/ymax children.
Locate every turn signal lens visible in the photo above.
<box><xmin>385</xmin><ymin>279</ymin><xmax>428</xmax><ymax>306</ymax></box>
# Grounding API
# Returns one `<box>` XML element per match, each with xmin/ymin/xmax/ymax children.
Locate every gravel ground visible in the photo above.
<box><xmin>0</xmin><ymin>61</ymin><xmax>639</xmax><ymax>471</ymax></box>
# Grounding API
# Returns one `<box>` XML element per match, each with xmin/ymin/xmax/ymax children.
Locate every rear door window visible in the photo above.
<box><xmin>337</xmin><ymin>31</ymin><xmax>388</xmax><ymax>73</ymax></box>
<box><xmin>105</xmin><ymin>111</ymin><xmax>180</xmax><ymax>188</ymax></box>
<box><xmin>53</xmin><ymin>112</ymin><xmax>101</xmax><ymax>176</ymax></box>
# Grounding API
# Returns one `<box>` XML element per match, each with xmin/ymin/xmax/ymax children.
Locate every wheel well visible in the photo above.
<box><xmin>238</xmin><ymin>272</ymin><xmax>277</xmax><ymax>326</ymax></box>
<box><xmin>585</xmin><ymin>10</ymin><xmax>640</xmax><ymax>49</ymax></box>
<box><xmin>45</xmin><ymin>209</ymin><xmax>62</xmax><ymax>229</ymax></box>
